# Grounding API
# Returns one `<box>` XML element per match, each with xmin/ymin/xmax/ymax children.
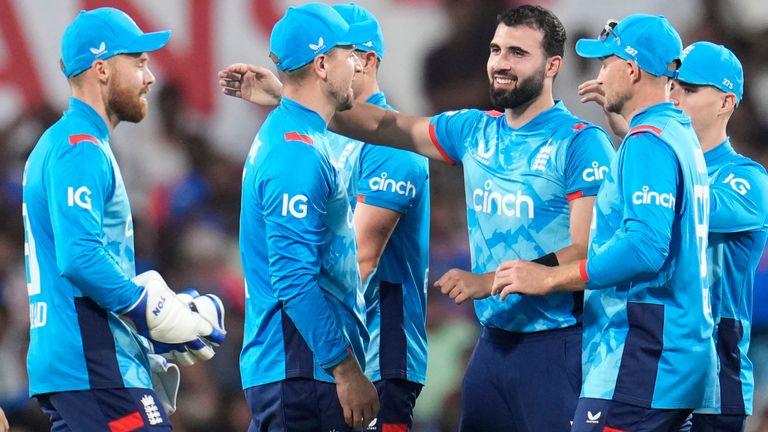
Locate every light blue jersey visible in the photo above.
<box><xmin>429</xmin><ymin>102</ymin><xmax>615</xmax><ymax>332</ymax></box>
<box><xmin>696</xmin><ymin>139</ymin><xmax>768</xmax><ymax>415</ymax></box>
<box><xmin>582</xmin><ymin>102</ymin><xmax>716</xmax><ymax>409</ymax></box>
<box><xmin>239</xmin><ymin>97</ymin><xmax>367</xmax><ymax>388</ymax></box>
<box><xmin>329</xmin><ymin>92</ymin><xmax>430</xmax><ymax>384</ymax></box>
<box><xmin>23</xmin><ymin>97</ymin><xmax>150</xmax><ymax>396</ymax></box>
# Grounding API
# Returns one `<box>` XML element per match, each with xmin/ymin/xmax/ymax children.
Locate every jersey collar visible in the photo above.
<box><xmin>365</xmin><ymin>92</ymin><xmax>387</xmax><ymax>108</ymax></box>
<box><xmin>280</xmin><ymin>97</ymin><xmax>328</xmax><ymax>132</ymax></box>
<box><xmin>503</xmin><ymin>100</ymin><xmax>568</xmax><ymax>132</ymax></box>
<box><xmin>704</xmin><ymin>137</ymin><xmax>735</xmax><ymax>166</ymax></box>
<box><xmin>66</xmin><ymin>97</ymin><xmax>109</xmax><ymax>140</ymax></box>
<box><xmin>628</xmin><ymin>101</ymin><xmax>684</xmax><ymax>129</ymax></box>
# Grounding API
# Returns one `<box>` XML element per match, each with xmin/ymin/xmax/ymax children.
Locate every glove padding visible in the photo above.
<box><xmin>124</xmin><ymin>271</ymin><xmax>225</xmax><ymax>347</ymax></box>
<box><xmin>151</xmin><ymin>289</ymin><xmax>227</xmax><ymax>366</ymax></box>
<box><xmin>148</xmin><ymin>354</ymin><xmax>180</xmax><ymax>415</ymax></box>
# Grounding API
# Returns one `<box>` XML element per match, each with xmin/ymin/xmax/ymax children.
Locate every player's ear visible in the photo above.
<box><xmin>545</xmin><ymin>55</ymin><xmax>561</xmax><ymax>78</ymax></box>
<box><xmin>626</xmin><ymin>60</ymin><xmax>641</xmax><ymax>84</ymax></box>
<box><xmin>313</xmin><ymin>54</ymin><xmax>329</xmax><ymax>80</ymax></box>
<box><xmin>92</xmin><ymin>59</ymin><xmax>110</xmax><ymax>84</ymax></box>
<box><xmin>720</xmin><ymin>93</ymin><xmax>737</xmax><ymax>115</ymax></box>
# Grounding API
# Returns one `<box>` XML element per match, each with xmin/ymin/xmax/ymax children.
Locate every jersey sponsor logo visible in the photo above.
<box><xmin>472</xmin><ymin>180</ymin><xmax>534</xmax><ymax>218</ymax></box>
<box><xmin>722</xmin><ymin>173</ymin><xmax>750</xmax><ymax>195</ymax></box>
<box><xmin>368</xmin><ymin>172</ymin><xmax>416</xmax><ymax>198</ymax></box>
<box><xmin>476</xmin><ymin>138</ymin><xmax>495</xmax><ymax>160</ymax></box>
<box><xmin>582</xmin><ymin>161</ymin><xmax>609</xmax><ymax>182</ymax></box>
<box><xmin>531</xmin><ymin>144</ymin><xmax>553</xmax><ymax>172</ymax></box>
<box><xmin>281</xmin><ymin>193</ymin><xmax>308</xmax><ymax>218</ymax></box>
<box><xmin>141</xmin><ymin>394</ymin><xmax>163</xmax><ymax>425</ymax></box>
<box><xmin>125</xmin><ymin>215</ymin><xmax>134</xmax><ymax>238</ymax></box>
<box><xmin>586</xmin><ymin>410</ymin><xmax>602</xmax><ymax>424</ymax></box>
<box><xmin>67</xmin><ymin>186</ymin><xmax>92</xmax><ymax>210</ymax></box>
<box><xmin>631</xmin><ymin>186</ymin><xmax>675</xmax><ymax>208</ymax></box>
<box><xmin>89</xmin><ymin>41</ymin><xmax>107</xmax><ymax>57</ymax></box>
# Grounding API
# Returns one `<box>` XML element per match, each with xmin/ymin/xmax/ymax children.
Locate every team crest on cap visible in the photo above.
<box><xmin>362</xmin><ymin>41</ymin><xmax>374</xmax><ymax>48</ymax></box>
<box><xmin>89</xmin><ymin>41</ymin><xmax>107</xmax><ymax>57</ymax></box>
<box><xmin>308</xmin><ymin>37</ymin><xmax>325</xmax><ymax>52</ymax></box>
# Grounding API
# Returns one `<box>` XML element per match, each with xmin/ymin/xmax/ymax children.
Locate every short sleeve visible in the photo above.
<box><xmin>428</xmin><ymin>109</ymin><xmax>486</xmax><ymax>164</ymax></box>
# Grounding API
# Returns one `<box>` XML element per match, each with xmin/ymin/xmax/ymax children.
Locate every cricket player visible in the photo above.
<box><xmin>223</xmin><ymin>4</ymin><xmax>617</xmax><ymax>430</ymax></box>
<box><xmin>22</xmin><ymin>7</ymin><xmax>225</xmax><ymax>431</ymax></box>
<box><xmin>578</xmin><ymin>41</ymin><xmax>768</xmax><ymax>432</ymax></box>
<box><xmin>492</xmin><ymin>14</ymin><xmax>716</xmax><ymax>431</ymax></box>
<box><xmin>220</xmin><ymin>4</ymin><xmax>430</xmax><ymax>430</ymax></box>
<box><xmin>235</xmin><ymin>3</ymin><xmax>378</xmax><ymax>431</ymax></box>
<box><xmin>673</xmin><ymin>41</ymin><xmax>768</xmax><ymax>432</ymax></box>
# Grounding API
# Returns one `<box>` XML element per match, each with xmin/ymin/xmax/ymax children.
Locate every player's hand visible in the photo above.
<box><xmin>434</xmin><ymin>269</ymin><xmax>494</xmax><ymax>304</ymax></box>
<box><xmin>492</xmin><ymin>260</ymin><xmax>555</xmax><ymax>299</ymax></box>
<box><xmin>124</xmin><ymin>271</ymin><xmax>226</xmax><ymax>347</ymax></box>
<box><xmin>0</xmin><ymin>406</ymin><xmax>8</xmax><ymax>432</ymax></box>
<box><xmin>217</xmin><ymin>63</ymin><xmax>282</xmax><ymax>107</ymax></box>
<box><xmin>150</xmin><ymin>289</ymin><xmax>227</xmax><ymax>366</ymax></box>
<box><xmin>331</xmin><ymin>355</ymin><xmax>379</xmax><ymax>430</ymax></box>
<box><xmin>577</xmin><ymin>79</ymin><xmax>629</xmax><ymax>137</ymax></box>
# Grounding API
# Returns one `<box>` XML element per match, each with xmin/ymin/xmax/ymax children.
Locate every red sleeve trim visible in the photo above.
<box><xmin>567</xmin><ymin>190</ymin><xmax>585</xmax><ymax>201</ymax></box>
<box><xmin>484</xmin><ymin>110</ymin><xmax>503</xmax><ymax>117</ymax></box>
<box><xmin>356</xmin><ymin>194</ymin><xmax>366</xmax><ymax>203</ymax></box>
<box><xmin>428</xmin><ymin>123</ymin><xmax>457</xmax><ymax>165</ymax></box>
<box><xmin>108</xmin><ymin>411</ymin><xmax>144</xmax><ymax>432</ymax></box>
<box><xmin>627</xmin><ymin>125</ymin><xmax>662</xmax><ymax>136</ymax></box>
<box><xmin>68</xmin><ymin>134</ymin><xmax>99</xmax><ymax>146</ymax></box>
<box><xmin>603</xmin><ymin>427</ymin><xmax>627</xmax><ymax>432</ymax></box>
<box><xmin>579</xmin><ymin>259</ymin><xmax>590</xmax><ymax>282</ymax></box>
<box><xmin>284</xmin><ymin>132</ymin><xmax>314</xmax><ymax>145</ymax></box>
<box><xmin>572</xmin><ymin>122</ymin><xmax>587</xmax><ymax>131</ymax></box>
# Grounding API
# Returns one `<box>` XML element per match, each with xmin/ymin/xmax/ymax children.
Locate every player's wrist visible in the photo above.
<box><xmin>329</xmin><ymin>350</ymin><xmax>363</xmax><ymax>382</ymax></box>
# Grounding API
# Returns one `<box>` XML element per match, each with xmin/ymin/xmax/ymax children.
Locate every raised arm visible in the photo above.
<box><xmin>218</xmin><ymin>63</ymin><xmax>444</xmax><ymax>161</ymax></box>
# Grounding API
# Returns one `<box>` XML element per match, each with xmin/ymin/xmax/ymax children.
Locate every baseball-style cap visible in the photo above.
<box><xmin>332</xmin><ymin>3</ymin><xmax>385</xmax><ymax>60</ymax></box>
<box><xmin>575</xmin><ymin>14</ymin><xmax>682</xmax><ymax>77</ymax></box>
<box><xmin>270</xmin><ymin>3</ymin><xmax>360</xmax><ymax>72</ymax></box>
<box><xmin>677</xmin><ymin>41</ymin><xmax>744</xmax><ymax>102</ymax></box>
<box><xmin>61</xmin><ymin>7</ymin><xmax>171</xmax><ymax>77</ymax></box>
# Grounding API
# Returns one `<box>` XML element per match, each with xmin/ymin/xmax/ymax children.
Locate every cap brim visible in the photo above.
<box><xmin>575</xmin><ymin>39</ymin><xmax>613</xmax><ymax>59</ymax></box>
<box><xmin>126</xmin><ymin>30</ymin><xmax>172</xmax><ymax>54</ymax></box>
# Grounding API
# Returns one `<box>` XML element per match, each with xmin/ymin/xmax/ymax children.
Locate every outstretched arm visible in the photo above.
<box><xmin>217</xmin><ymin>63</ymin><xmax>445</xmax><ymax>161</ymax></box>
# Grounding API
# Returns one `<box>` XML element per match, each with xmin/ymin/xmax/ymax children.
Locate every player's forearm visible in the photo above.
<box><xmin>553</xmin><ymin>242</ymin><xmax>588</xmax><ymax>265</ymax></box>
<box><xmin>57</xmin><ymin>239</ymin><xmax>142</xmax><ymax>312</ymax></box>
<box><xmin>545</xmin><ymin>261</ymin><xmax>586</xmax><ymax>292</ymax></box>
<box><xmin>331</xmin><ymin>105</ymin><xmax>434</xmax><ymax>157</ymax></box>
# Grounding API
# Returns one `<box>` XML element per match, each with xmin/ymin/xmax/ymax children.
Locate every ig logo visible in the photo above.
<box><xmin>281</xmin><ymin>194</ymin><xmax>308</xmax><ymax>218</ymax></box>
<box><xmin>67</xmin><ymin>186</ymin><xmax>92</xmax><ymax>210</ymax></box>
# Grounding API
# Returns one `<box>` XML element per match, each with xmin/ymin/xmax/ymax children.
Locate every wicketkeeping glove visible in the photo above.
<box><xmin>123</xmin><ymin>271</ymin><xmax>225</xmax><ymax>347</ymax></box>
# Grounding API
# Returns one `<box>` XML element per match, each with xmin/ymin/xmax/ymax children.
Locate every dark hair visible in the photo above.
<box><xmin>496</xmin><ymin>5</ymin><xmax>566</xmax><ymax>58</ymax></box>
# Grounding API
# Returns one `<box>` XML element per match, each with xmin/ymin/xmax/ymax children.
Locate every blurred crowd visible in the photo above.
<box><xmin>1</xmin><ymin>0</ymin><xmax>767</xmax><ymax>430</ymax></box>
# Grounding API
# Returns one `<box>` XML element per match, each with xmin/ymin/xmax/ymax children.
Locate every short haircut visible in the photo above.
<box><xmin>496</xmin><ymin>5</ymin><xmax>567</xmax><ymax>58</ymax></box>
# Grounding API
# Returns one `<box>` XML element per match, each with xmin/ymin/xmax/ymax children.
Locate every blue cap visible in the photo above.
<box><xmin>332</xmin><ymin>3</ymin><xmax>385</xmax><ymax>60</ymax></box>
<box><xmin>270</xmin><ymin>3</ymin><xmax>359</xmax><ymax>72</ymax></box>
<box><xmin>61</xmin><ymin>7</ymin><xmax>171</xmax><ymax>77</ymax></box>
<box><xmin>677</xmin><ymin>42</ymin><xmax>744</xmax><ymax>102</ymax></box>
<box><xmin>575</xmin><ymin>14</ymin><xmax>682</xmax><ymax>77</ymax></box>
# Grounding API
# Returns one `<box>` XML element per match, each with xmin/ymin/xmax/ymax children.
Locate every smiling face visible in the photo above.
<box><xmin>106</xmin><ymin>52</ymin><xmax>155</xmax><ymax>123</ymax></box>
<box><xmin>487</xmin><ymin>24</ymin><xmax>551</xmax><ymax>111</ymax></box>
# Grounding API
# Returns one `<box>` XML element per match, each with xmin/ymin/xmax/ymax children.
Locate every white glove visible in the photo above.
<box><xmin>124</xmin><ymin>271</ymin><xmax>225</xmax><ymax>346</ymax></box>
<box><xmin>148</xmin><ymin>354</ymin><xmax>180</xmax><ymax>415</ymax></box>
<box><xmin>151</xmin><ymin>289</ymin><xmax>227</xmax><ymax>366</ymax></box>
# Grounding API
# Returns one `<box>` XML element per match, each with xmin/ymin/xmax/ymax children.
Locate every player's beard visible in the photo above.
<box><xmin>107</xmin><ymin>74</ymin><xmax>148</xmax><ymax>123</ymax></box>
<box><xmin>330</xmin><ymin>83</ymin><xmax>355</xmax><ymax>112</ymax></box>
<box><xmin>604</xmin><ymin>88</ymin><xmax>631</xmax><ymax>115</ymax></box>
<box><xmin>489</xmin><ymin>67</ymin><xmax>545</xmax><ymax>111</ymax></box>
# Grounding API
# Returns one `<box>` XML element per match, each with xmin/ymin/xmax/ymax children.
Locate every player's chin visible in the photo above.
<box><xmin>335</xmin><ymin>93</ymin><xmax>355</xmax><ymax>112</ymax></box>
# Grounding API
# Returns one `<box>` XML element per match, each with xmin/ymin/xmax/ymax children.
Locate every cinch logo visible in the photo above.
<box><xmin>586</xmin><ymin>411</ymin><xmax>601</xmax><ymax>424</ymax></box>
<box><xmin>281</xmin><ymin>194</ymin><xmax>308</xmax><ymax>218</ymax></box>
<box><xmin>369</xmin><ymin>172</ymin><xmax>416</xmax><ymax>198</ymax></box>
<box><xmin>67</xmin><ymin>186</ymin><xmax>92</xmax><ymax>210</ymax></box>
<box><xmin>472</xmin><ymin>180</ymin><xmax>534</xmax><ymax>218</ymax></box>
<box><xmin>632</xmin><ymin>186</ymin><xmax>675</xmax><ymax>208</ymax></box>
<box><xmin>723</xmin><ymin>173</ymin><xmax>750</xmax><ymax>196</ymax></box>
<box><xmin>582</xmin><ymin>161</ymin><xmax>609</xmax><ymax>182</ymax></box>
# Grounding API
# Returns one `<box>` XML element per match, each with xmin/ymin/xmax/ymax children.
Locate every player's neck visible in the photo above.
<box><xmin>622</xmin><ymin>81</ymin><xmax>668</xmax><ymax>125</ymax></box>
<box><xmin>353</xmin><ymin>79</ymin><xmax>380</xmax><ymax>105</ymax></box>
<box><xmin>503</xmin><ymin>92</ymin><xmax>555</xmax><ymax>130</ymax></box>
<box><xmin>283</xmin><ymin>82</ymin><xmax>336</xmax><ymax>124</ymax></box>
<box><xmin>698</xmin><ymin>123</ymin><xmax>728</xmax><ymax>153</ymax></box>
<box><xmin>71</xmin><ymin>84</ymin><xmax>117</xmax><ymax>131</ymax></box>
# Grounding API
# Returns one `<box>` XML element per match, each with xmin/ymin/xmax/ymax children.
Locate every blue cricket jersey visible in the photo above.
<box><xmin>329</xmin><ymin>92</ymin><xmax>430</xmax><ymax>384</ymax></box>
<box><xmin>697</xmin><ymin>139</ymin><xmax>768</xmax><ymax>415</ymax></box>
<box><xmin>429</xmin><ymin>102</ymin><xmax>615</xmax><ymax>332</ymax></box>
<box><xmin>582</xmin><ymin>102</ymin><xmax>717</xmax><ymax>409</ymax></box>
<box><xmin>23</xmin><ymin>97</ymin><xmax>150</xmax><ymax>396</ymax></box>
<box><xmin>239</xmin><ymin>97</ymin><xmax>367</xmax><ymax>388</ymax></box>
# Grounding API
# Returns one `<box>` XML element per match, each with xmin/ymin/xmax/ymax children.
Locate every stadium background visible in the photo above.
<box><xmin>0</xmin><ymin>0</ymin><xmax>766</xmax><ymax>430</ymax></box>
